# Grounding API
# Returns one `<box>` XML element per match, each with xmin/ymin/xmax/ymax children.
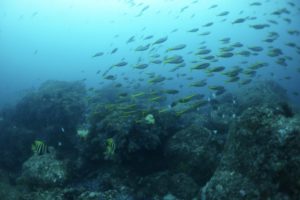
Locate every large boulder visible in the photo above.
<box><xmin>201</xmin><ymin>170</ymin><xmax>259</xmax><ymax>200</ymax></box>
<box><xmin>202</xmin><ymin>104</ymin><xmax>300</xmax><ymax>199</ymax></box>
<box><xmin>165</xmin><ymin>124</ymin><xmax>224</xmax><ymax>185</ymax></box>
<box><xmin>19</xmin><ymin>150</ymin><xmax>68</xmax><ymax>187</ymax></box>
<box><xmin>236</xmin><ymin>80</ymin><xmax>288</xmax><ymax>111</ymax></box>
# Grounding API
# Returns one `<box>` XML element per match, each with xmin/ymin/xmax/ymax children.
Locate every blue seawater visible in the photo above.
<box><xmin>0</xmin><ymin>0</ymin><xmax>299</xmax><ymax>108</ymax></box>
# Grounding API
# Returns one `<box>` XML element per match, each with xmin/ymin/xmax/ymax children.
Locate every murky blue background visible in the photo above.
<box><xmin>0</xmin><ymin>0</ymin><xmax>299</xmax><ymax>108</ymax></box>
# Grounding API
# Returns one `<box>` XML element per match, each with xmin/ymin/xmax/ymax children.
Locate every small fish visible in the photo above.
<box><xmin>217</xmin><ymin>11</ymin><xmax>229</xmax><ymax>16</ymax></box>
<box><xmin>164</xmin><ymin>89</ymin><xmax>179</xmax><ymax>94</ymax></box>
<box><xmin>232</xmin><ymin>18</ymin><xmax>247</xmax><ymax>24</ymax></box>
<box><xmin>243</xmin><ymin>69</ymin><xmax>256</xmax><ymax>77</ymax></box>
<box><xmin>202</xmin><ymin>55</ymin><xmax>216</xmax><ymax>60</ymax></box>
<box><xmin>237</xmin><ymin>50</ymin><xmax>251</xmax><ymax>57</ymax></box>
<box><xmin>250</xmin><ymin>24</ymin><xmax>270</xmax><ymax>29</ymax></box>
<box><xmin>180</xmin><ymin>6</ymin><xmax>189</xmax><ymax>13</ymax></box>
<box><xmin>248</xmin><ymin>62</ymin><xmax>268</xmax><ymax>70</ymax></box>
<box><xmin>188</xmin><ymin>28</ymin><xmax>199</xmax><ymax>32</ymax></box>
<box><xmin>166</xmin><ymin>44</ymin><xmax>186</xmax><ymax>52</ymax></box>
<box><xmin>92</xmin><ymin>52</ymin><xmax>104</xmax><ymax>58</ymax></box>
<box><xmin>248</xmin><ymin>46</ymin><xmax>263</xmax><ymax>52</ymax></box>
<box><xmin>158</xmin><ymin>107</ymin><xmax>171</xmax><ymax>114</ymax></box>
<box><xmin>250</xmin><ymin>2</ymin><xmax>262</xmax><ymax>6</ymax></box>
<box><xmin>288</xmin><ymin>30</ymin><xmax>300</xmax><ymax>35</ymax></box>
<box><xmin>220</xmin><ymin>37</ymin><xmax>231</xmax><ymax>44</ymax></box>
<box><xmin>231</xmin><ymin>42</ymin><xmax>243</xmax><ymax>48</ymax></box>
<box><xmin>144</xmin><ymin>35</ymin><xmax>153</xmax><ymax>40</ymax></box>
<box><xmin>206</xmin><ymin>66</ymin><xmax>225</xmax><ymax>73</ymax></box>
<box><xmin>134</xmin><ymin>63</ymin><xmax>148</xmax><ymax>69</ymax></box>
<box><xmin>209</xmin><ymin>85</ymin><xmax>225</xmax><ymax>91</ymax></box>
<box><xmin>190</xmin><ymin>80</ymin><xmax>207</xmax><ymax>87</ymax></box>
<box><xmin>112</xmin><ymin>61</ymin><xmax>128</xmax><ymax>67</ymax></box>
<box><xmin>239</xmin><ymin>79</ymin><xmax>252</xmax><ymax>85</ymax></box>
<box><xmin>114</xmin><ymin>83</ymin><xmax>122</xmax><ymax>88</ymax></box>
<box><xmin>226</xmin><ymin>76</ymin><xmax>240</xmax><ymax>83</ymax></box>
<box><xmin>149</xmin><ymin>96</ymin><xmax>165</xmax><ymax>102</ymax></box>
<box><xmin>32</xmin><ymin>140</ymin><xmax>48</xmax><ymax>155</ymax></box>
<box><xmin>150</xmin><ymin>60</ymin><xmax>162</xmax><ymax>64</ymax></box>
<box><xmin>268</xmin><ymin>20</ymin><xmax>278</xmax><ymax>24</ymax></box>
<box><xmin>111</xmin><ymin>48</ymin><xmax>118</xmax><ymax>54</ymax></box>
<box><xmin>268</xmin><ymin>48</ymin><xmax>283</xmax><ymax>57</ymax></box>
<box><xmin>104</xmin><ymin>75</ymin><xmax>116</xmax><ymax>80</ymax></box>
<box><xmin>288</xmin><ymin>2</ymin><xmax>295</xmax><ymax>7</ymax></box>
<box><xmin>222</xmin><ymin>67</ymin><xmax>243</xmax><ymax>77</ymax></box>
<box><xmin>151</xmin><ymin>54</ymin><xmax>161</xmax><ymax>58</ymax></box>
<box><xmin>127</xmin><ymin>36</ymin><xmax>135</xmax><ymax>43</ymax></box>
<box><xmin>176</xmin><ymin>100</ymin><xmax>208</xmax><ymax>116</ymax></box>
<box><xmin>195</xmin><ymin>49</ymin><xmax>211</xmax><ymax>55</ymax></box>
<box><xmin>276</xmin><ymin>58</ymin><xmax>287</xmax><ymax>67</ymax></box>
<box><xmin>164</xmin><ymin>55</ymin><xmax>184</xmax><ymax>64</ymax></box>
<box><xmin>286</xmin><ymin>42</ymin><xmax>296</xmax><ymax>48</ymax></box>
<box><xmin>218</xmin><ymin>52</ymin><xmax>234</xmax><ymax>58</ymax></box>
<box><xmin>209</xmin><ymin>4</ymin><xmax>218</xmax><ymax>9</ymax></box>
<box><xmin>263</xmin><ymin>38</ymin><xmax>275</xmax><ymax>43</ymax></box>
<box><xmin>104</xmin><ymin>138</ymin><xmax>116</xmax><ymax>160</ymax></box>
<box><xmin>153</xmin><ymin>36</ymin><xmax>168</xmax><ymax>45</ymax></box>
<box><xmin>271</xmin><ymin>8</ymin><xmax>290</xmax><ymax>16</ymax></box>
<box><xmin>169</xmin><ymin>63</ymin><xmax>185</xmax><ymax>72</ymax></box>
<box><xmin>135</xmin><ymin>44</ymin><xmax>150</xmax><ymax>51</ymax></box>
<box><xmin>203</xmin><ymin>22</ymin><xmax>213</xmax><ymax>27</ymax></box>
<box><xmin>131</xmin><ymin>92</ymin><xmax>146</xmax><ymax>98</ymax></box>
<box><xmin>191</xmin><ymin>63</ymin><xmax>210</xmax><ymax>70</ymax></box>
<box><xmin>220</xmin><ymin>47</ymin><xmax>234</xmax><ymax>52</ymax></box>
<box><xmin>178</xmin><ymin>94</ymin><xmax>199</xmax><ymax>103</ymax></box>
<box><xmin>148</xmin><ymin>75</ymin><xmax>166</xmax><ymax>84</ymax></box>
<box><xmin>199</xmin><ymin>31</ymin><xmax>210</xmax><ymax>36</ymax></box>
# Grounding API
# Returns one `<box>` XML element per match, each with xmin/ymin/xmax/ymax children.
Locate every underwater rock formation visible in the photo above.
<box><xmin>202</xmin><ymin>105</ymin><xmax>300</xmax><ymax>199</ymax></box>
<box><xmin>237</xmin><ymin>80</ymin><xmax>289</xmax><ymax>111</ymax></box>
<box><xmin>201</xmin><ymin>170</ymin><xmax>259</xmax><ymax>200</ymax></box>
<box><xmin>14</xmin><ymin>80</ymin><xmax>86</xmax><ymax>131</ymax></box>
<box><xmin>165</xmin><ymin>124</ymin><xmax>224</xmax><ymax>185</ymax></box>
<box><xmin>81</xmin><ymin>108</ymin><xmax>180</xmax><ymax>174</ymax></box>
<box><xmin>18</xmin><ymin>149</ymin><xmax>68</xmax><ymax>187</ymax></box>
<box><xmin>0</xmin><ymin>79</ymin><xmax>299</xmax><ymax>200</ymax></box>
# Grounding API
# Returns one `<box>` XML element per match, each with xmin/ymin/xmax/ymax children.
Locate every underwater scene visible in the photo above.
<box><xmin>1</xmin><ymin>0</ymin><xmax>300</xmax><ymax>199</ymax></box>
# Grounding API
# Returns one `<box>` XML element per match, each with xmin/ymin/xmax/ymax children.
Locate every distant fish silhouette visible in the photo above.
<box><xmin>111</xmin><ymin>48</ymin><xmax>118</xmax><ymax>54</ymax></box>
<box><xmin>92</xmin><ymin>52</ymin><xmax>104</xmax><ymax>58</ymax></box>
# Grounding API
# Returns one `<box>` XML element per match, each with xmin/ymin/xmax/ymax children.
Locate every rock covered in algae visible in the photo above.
<box><xmin>201</xmin><ymin>170</ymin><xmax>259</xmax><ymax>200</ymax></box>
<box><xmin>18</xmin><ymin>150</ymin><xmax>68</xmax><ymax>187</ymax></box>
<box><xmin>202</xmin><ymin>104</ymin><xmax>300</xmax><ymax>199</ymax></box>
<box><xmin>165</xmin><ymin>124</ymin><xmax>224</xmax><ymax>185</ymax></box>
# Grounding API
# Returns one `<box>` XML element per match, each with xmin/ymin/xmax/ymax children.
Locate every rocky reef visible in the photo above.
<box><xmin>0</xmin><ymin>80</ymin><xmax>299</xmax><ymax>200</ymax></box>
<box><xmin>202</xmin><ymin>104</ymin><xmax>300</xmax><ymax>200</ymax></box>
